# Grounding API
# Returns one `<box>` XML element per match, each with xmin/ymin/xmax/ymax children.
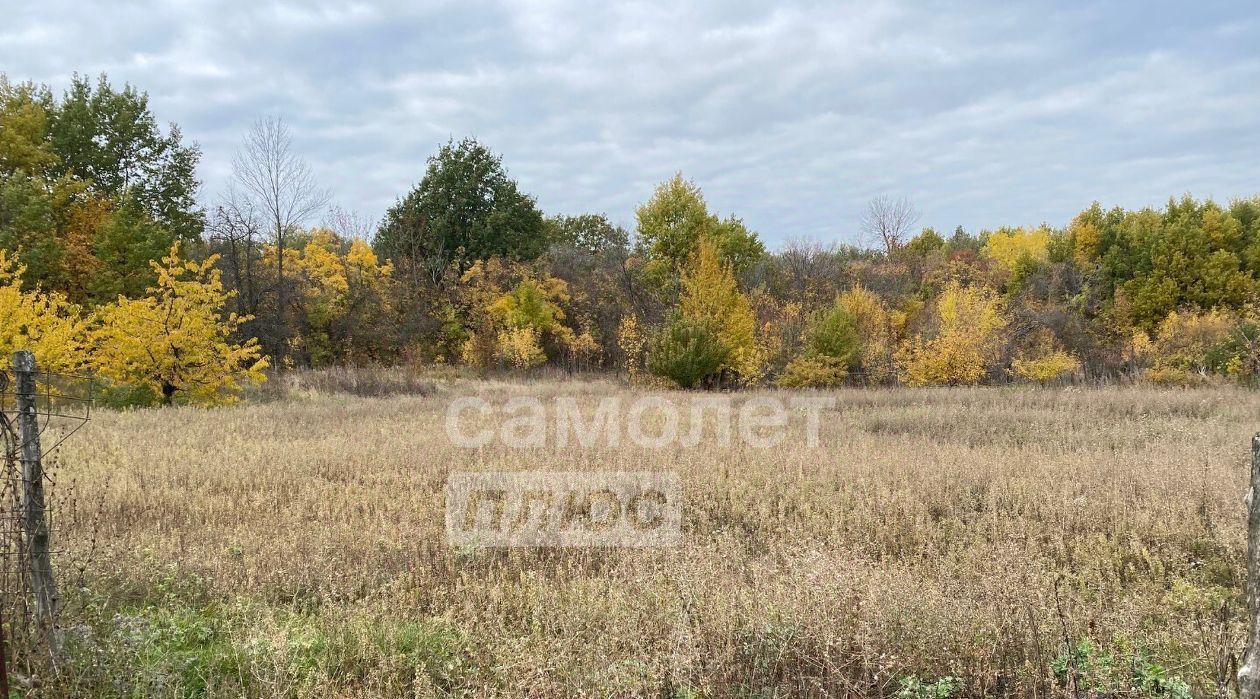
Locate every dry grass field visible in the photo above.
<box><xmin>34</xmin><ymin>374</ymin><xmax>1259</xmax><ymax>697</ymax></box>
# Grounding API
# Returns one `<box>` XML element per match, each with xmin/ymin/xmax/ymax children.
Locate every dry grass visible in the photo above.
<box><xmin>35</xmin><ymin>376</ymin><xmax>1259</xmax><ymax>697</ymax></box>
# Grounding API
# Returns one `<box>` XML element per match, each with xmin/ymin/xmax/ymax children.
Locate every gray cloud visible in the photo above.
<box><xmin>2</xmin><ymin>0</ymin><xmax>1258</xmax><ymax>245</ymax></box>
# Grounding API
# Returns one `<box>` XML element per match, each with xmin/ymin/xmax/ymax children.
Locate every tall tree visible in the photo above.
<box><xmin>676</xmin><ymin>237</ymin><xmax>760</xmax><ymax>380</ymax></box>
<box><xmin>48</xmin><ymin>74</ymin><xmax>203</xmax><ymax>240</ymax></box>
<box><xmin>206</xmin><ymin>189</ymin><xmax>264</xmax><ymax>321</ymax></box>
<box><xmin>231</xmin><ymin>117</ymin><xmax>328</xmax><ymax>362</ymax></box>
<box><xmin>375</xmin><ymin>137</ymin><xmax>545</xmax><ymax>288</ymax></box>
<box><xmin>545</xmin><ymin>213</ymin><xmax>628</xmax><ymax>256</ymax></box>
<box><xmin>634</xmin><ymin>173</ymin><xmax>764</xmax><ymax>285</ymax></box>
<box><xmin>861</xmin><ymin>195</ymin><xmax>919</xmax><ymax>254</ymax></box>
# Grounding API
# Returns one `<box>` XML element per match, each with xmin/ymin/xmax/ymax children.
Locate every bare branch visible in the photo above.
<box><xmin>323</xmin><ymin>205</ymin><xmax>375</xmax><ymax>241</ymax></box>
<box><xmin>231</xmin><ymin>116</ymin><xmax>330</xmax><ymax>245</ymax></box>
<box><xmin>229</xmin><ymin>116</ymin><xmax>329</xmax><ymax>361</ymax></box>
<box><xmin>861</xmin><ymin>195</ymin><xmax>920</xmax><ymax>254</ymax></box>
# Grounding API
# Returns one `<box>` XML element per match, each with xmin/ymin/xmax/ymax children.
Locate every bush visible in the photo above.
<box><xmin>777</xmin><ymin>354</ymin><xmax>848</xmax><ymax>388</ymax></box>
<box><xmin>896</xmin><ymin>675</ymin><xmax>962</xmax><ymax>699</ymax></box>
<box><xmin>647</xmin><ymin>315</ymin><xmax>730</xmax><ymax>389</ymax></box>
<box><xmin>804</xmin><ymin>304</ymin><xmax>859</xmax><ymax>365</ymax></box>
<box><xmin>1012</xmin><ymin>351</ymin><xmax>1080</xmax><ymax>383</ymax></box>
<box><xmin>897</xmin><ymin>281</ymin><xmax>1008</xmax><ymax>386</ymax></box>
<box><xmin>775</xmin><ymin>295</ymin><xmax>862</xmax><ymax>388</ymax></box>
<box><xmin>1144</xmin><ymin>366</ymin><xmax>1210</xmax><ymax>387</ymax></box>
<box><xmin>495</xmin><ymin>327</ymin><xmax>547</xmax><ymax>368</ymax></box>
<box><xmin>1011</xmin><ymin>329</ymin><xmax>1080</xmax><ymax>384</ymax></box>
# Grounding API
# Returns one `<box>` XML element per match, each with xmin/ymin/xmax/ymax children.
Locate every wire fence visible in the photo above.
<box><xmin>0</xmin><ymin>363</ymin><xmax>92</xmax><ymax>687</ymax></box>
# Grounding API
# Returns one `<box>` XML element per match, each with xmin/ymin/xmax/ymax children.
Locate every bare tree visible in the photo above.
<box><xmin>231</xmin><ymin>117</ymin><xmax>329</xmax><ymax>362</ymax></box>
<box><xmin>207</xmin><ymin>188</ymin><xmax>263</xmax><ymax>319</ymax></box>
<box><xmin>324</xmin><ymin>205</ymin><xmax>375</xmax><ymax>241</ymax></box>
<box><xmin>861</xmin><ymin>195</ymin><xmax>920</xmax><ymax>254</ymax></box>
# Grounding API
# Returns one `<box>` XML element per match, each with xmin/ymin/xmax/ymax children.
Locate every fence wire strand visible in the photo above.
<box><xmin>0</xmin><ymin>366</ymin><xmax>92</xmax><ymax>682</ymax></box>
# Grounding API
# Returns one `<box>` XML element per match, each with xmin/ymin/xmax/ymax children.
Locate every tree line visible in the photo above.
<box><xmin>2</xmin><ymin>73</ymin><xmax>1259</xmax><ymax>404</ymax></box>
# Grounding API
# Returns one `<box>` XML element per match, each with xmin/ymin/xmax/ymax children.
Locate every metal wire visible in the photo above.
<box><xmin>0</xmin><ymin>369</ymin><xmax>94</xmax><ymax>458</ymax></box>
<box><xmin>0</xmin><ymin>366</ymin><xmax>93</xmax><ymax>677</ymax></box>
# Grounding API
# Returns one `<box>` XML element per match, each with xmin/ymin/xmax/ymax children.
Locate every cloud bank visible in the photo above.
<box><xmin>3</xmin><ymin>0</ymin><xmax>1258</xmax><ymax>245</ymax></box>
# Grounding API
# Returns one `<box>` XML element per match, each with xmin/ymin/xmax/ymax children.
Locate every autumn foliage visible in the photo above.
<box><xmin>5</xmin><ymin>71</ymin><xmax>1260</xmax><ymax>395</ymax></box>
<box><xmin>93</xmin><ymin>245</ymin><xmax>267</xmax><ymax>405</ymax></box>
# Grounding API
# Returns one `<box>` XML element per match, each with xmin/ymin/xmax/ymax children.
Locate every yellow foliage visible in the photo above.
<box><xmin>1125</xmin><ymin>329</ymin><xmax>1154</xmax><ymax>366</ymax></box>
<box><xmin>777</xmin><ymin>354</ymin><xmax>847</xmax><ymax>388</ymax></box>
<box><xmin>495</xmin><ymin>327</ymin><xmax>546</xmax><ymax>369</ymax></box>
<box><xmin>567</xmin><ymin>324</ymin><xmax>601</xmax><ymax>366</ymax></box>
<box><xmin>678</xmin><ymin>238</ymin><xmax>762</xmax><ymax>381</ymax></box>
<box><xmin>746</xmin><ymin>289</ymin><xmax>806</xmax><ymax>377</ymax></box>
<box><xmin>1011</xmin><ymin>329</ymin><xmax>1081</xmax><ymax>384</ymax></box>
<box><xmin>0</xmin><ymin>78</ymin><xmax>58</xmax><ymax>174</ymax></box>
<box><xmin>1069</xmin><ymin>218</ymin><xmax>1102</xmax><ymax>266</ymax></box>
<box><xmin>92</xmin><ymin>244</ymin><xmax>268</xmax><ymax>405</ymax></box>
<box><xmin>456</xmin><ymin>259</ymin><xmax>580</xmax><ymax>369</ymax></box>
<box><xmin>347</xmin><ymin>238</ymin><xmax>392</xmax><ymax>279</ymax></box>
<box><xmin>618</xmin><ymin>314</ymin><xmax>648</xmax><ymax>378</ymax></box>
<box><xmin>896</xmin><ymin>281</ymin><xmax>1008</xmax><ymax>386</ymax></box>
<box><xmin>1012</xmin><ymin>352</ymin><xmax>1080</xmax><ymax>383</ymax></box>
<box><xmin>489</xmin><ymin>277</ymin><xmax>569</xmax><ymax>332</ymax></box>
<box><xmin>460</xmin><ymin>333</ymin><xmax>493</xmax><ymax>369</ymax></box>
<box><xmin>983</xmin><ymin>226</ymin><xmax>1050</xmax><ymax>273</ymax></box>
<box><xmin>1133</xmin><ymin>308</ymin><xmax>1236</xmax><ymax>384</ymax></box>
<box><xmin>264</xmin><ymin>230</ymin><xmax>394</xmax><ymax>365</ymax></box>
<box><xmin>298</xmin><ymin>230</ymin><xmax>350</xmax><ymax>295</ymax></box>
<box><xmin>1151</xmin><ymin>309</ymin><xmax>1233</xmax><ymax>370</ymax></box>
<box><xmin>0</xmin><ymin>250</ymin><xmax>86</xmax><ymax>373</ymax></box>
<box><xmin>836</xmin><ymin>285</ymin><xmax>894</xmax><ymax>382</ymax></box>
<box><xmin>1144</xmin><ymin>366</ymin><xmax>1209</xmax><ymax>387</ymax></box>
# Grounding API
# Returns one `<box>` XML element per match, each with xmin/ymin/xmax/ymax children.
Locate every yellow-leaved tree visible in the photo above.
<box><xmin>92</xmin><ymin>244</ymin><xmax>268</xmax><ymax>405</ymax></box>
<box><xmin>677</xmin><ymin>237</ymin><xmax>761</xmax><ymax>381</ymax></box>
<box><xmin>617</xmin><ymin>314</ymin><xmax>648</xmax><ymax>379</ymax></box>
<box><xmin>836</xmin><ymin>284</ymin><xmax>895</xmax><ymax>383</ymax></box>
<box><xmin>1138</xmin><ymin>308</ymin><xmax>1236</xmax><ymax>385</ymax></box>
<box><xmin>896</xmin><ymin>280</ymin><xmax>1008</xmax><ymax>386</ymax></box>
<box><xmin>982</xmin><ymin>226</ymin><xmax>1051</xmax><ymax>274</ymax></box>
<box><xmin>0</xmin><ymin>250</ymin><xmax>87</xmax><ymax>373</ymax></box>
<box><xmin>285</xmin><ymin>230</ymin><xmax>395</xmax><ymax>366</ymax></box>
<box><xmin>489</xmin><ymin>276</ymin><xmax>573</xmax><ymax>369</ymax></box>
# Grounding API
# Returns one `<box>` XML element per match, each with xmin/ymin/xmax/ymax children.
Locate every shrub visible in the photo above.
<box><xmin>803</xmin><ymin>303</ymin><xmax>859</xmax><ymax>365</ymax></box>
<box><xmin>1013</xmin><ymin>351</ymin><xmax>1080</xmax><ymax>383</ymax></box>
<box><xmin>1144</xmin><ymin>309</ymin><xmax>1234</xmax><ymax>374</ymax></box>
<box><xmin>897</xmin><ymin>281</ymin><xmax>1008</xmax><ymax>386</ymax></box>
<box><xmin>777</xmin><ymin>354</ymin><xmax>848</xmax><ymax>388</ymax></box>
<box><xmin>896</xmin><ymin>675</ymin><xmax>962</xmax><ymax>699</ymax></box>
<box><xmin>1144</xmin><ymin>366</ymin><xmax>1210</xmax><ymax>387</ymax></box>
<box><xmin>1011</xmin><ymin>329</ymin><xmax>1080</xmax><ymax>384</ymax></box>
<box><xmin>775</xmin><ymin>293</ymin><xmax>865</xmax><ymax>388</ymax></box>
<box><xmin>647</xmin><ymin>314</ymin><xmax>730</xmax><ymax>388</ymax></box>
<box><xmin>495</xmin><ymin>327</ymin><xmax>547</xmax><ymax>369</ymax></box>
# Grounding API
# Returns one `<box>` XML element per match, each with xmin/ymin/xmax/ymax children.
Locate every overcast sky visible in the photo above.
<box><xmin>3</xmin><ymin>0</ymin><xmax>1258</xmax><ymax>246</ymax></box>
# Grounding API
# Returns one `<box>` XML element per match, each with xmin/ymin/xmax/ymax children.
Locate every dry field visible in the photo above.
<box><xmin>34</xmin><ymin>374</ymin><xmax>1260</xmax><ymax>697</ymax></box>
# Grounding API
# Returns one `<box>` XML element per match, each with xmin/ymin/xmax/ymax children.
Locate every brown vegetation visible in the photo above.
<box><xmin>37</xmin><ymin>376</ymin><xmax>1256</xmax><ymax>697</ymax></box>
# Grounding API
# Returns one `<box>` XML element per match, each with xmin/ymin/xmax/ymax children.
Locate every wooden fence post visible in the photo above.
<box><xmin>12</xmin><ymin>351</ymin><xmax>57</xmax><ymax>628</ymax></box>
<box><xmin>1241</xmin><ymin>433</ymin><xmax>1260</xmax><ymax>698</ymax></box>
